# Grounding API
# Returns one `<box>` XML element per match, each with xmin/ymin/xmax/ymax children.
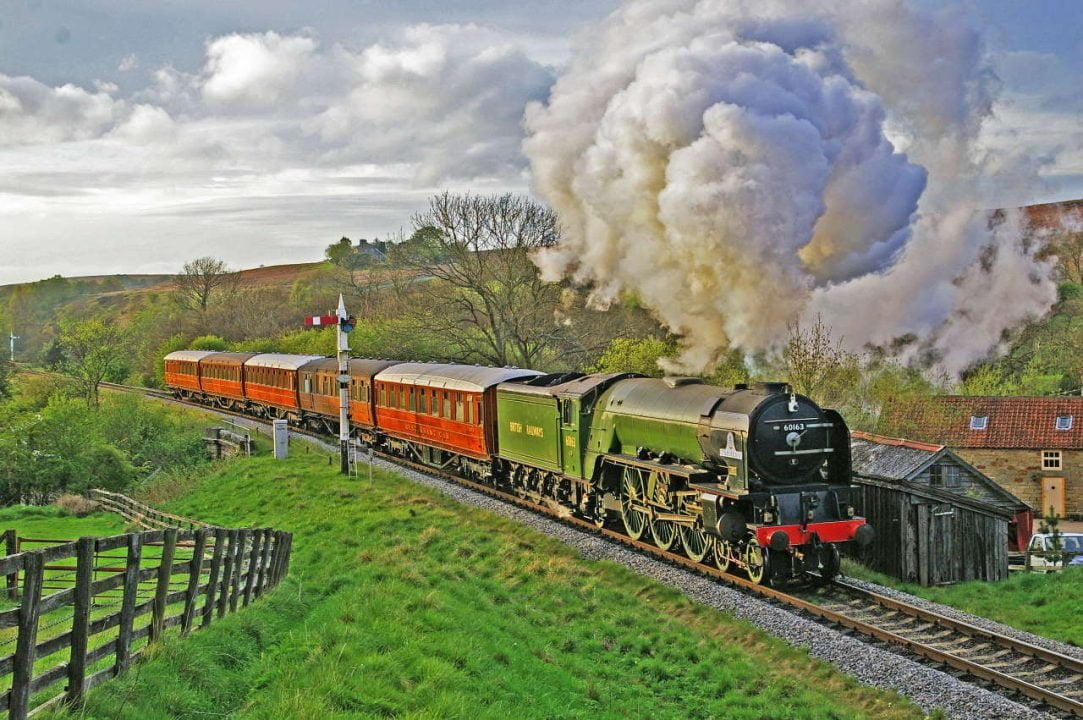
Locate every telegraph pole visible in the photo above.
<box><xmin>303</xmin><ymin>295</ymin><xmax>355</xmax><ymax>475</ymax></box>
<box><xmin>8</xmin><ymin>331</ymin><xmax>17</xmax><ymax>363</ymax></box>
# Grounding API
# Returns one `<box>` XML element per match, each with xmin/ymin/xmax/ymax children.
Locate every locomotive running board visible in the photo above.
<box><xmin>601</xmin><ymin>454</ymin><xmax>713</xmax><ymax>481</ymax></box>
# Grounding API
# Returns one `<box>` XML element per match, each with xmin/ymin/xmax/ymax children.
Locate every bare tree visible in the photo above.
<box><xmin>404</xmin><ymin>193</ymin><xmax>564</xmax><ymax>368</ymax></box>
<box><xmin>174</xmin><ymin>257</ymin><xmax>237</xmax><ymax>315</ymax></box>
<box><xmin>783</xmin><ymin>314</ymin><xmax>860</xmax><ymax>408</ymax></box>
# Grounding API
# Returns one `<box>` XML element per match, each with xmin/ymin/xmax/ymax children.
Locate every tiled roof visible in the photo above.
<box><xmin>880</xmin><ymin>395</ymin><xmax>1083</xmax><ymax>449</ymax></box>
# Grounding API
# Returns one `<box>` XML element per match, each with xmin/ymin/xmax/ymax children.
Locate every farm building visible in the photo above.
<box><xmin>879</xmin><ymin>396</ymin><xmax>1083</xmax><ymax>518</ymax></box>
<box><xmin>849</xmin><ymin>432</ymin><xmax>1031</xmax><ymax>585</ymax></box>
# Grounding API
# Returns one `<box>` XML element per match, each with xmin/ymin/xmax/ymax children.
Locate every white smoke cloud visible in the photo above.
<box><xmin>524</xmin><ymin>0</ymin><xmax>1057</xmax><ymax>374</ymax></box>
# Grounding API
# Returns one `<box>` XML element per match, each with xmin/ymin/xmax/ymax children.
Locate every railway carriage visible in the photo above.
<box><xmin>198</xmin><ymin>352</ymin><xmax>255</xmax><ymax>409</ymax></box>
<box><xmin>373</xmin><ymin>363</ymin><xmax>541</xmax><ymax>478</ymax></box>
<box><xmin>242</xmin><ymin>354</ymin><xmax>323</xmax><ymax>420</ymax></box>
<box><xmin>163</xmin><ymin>350</ymin><xmax>216</xmax><ymax>396</ymax></box>
<box><xmin>298</xmin><ymin>358</ymin><xmax>398</xmax><ymax>439</ymax></box>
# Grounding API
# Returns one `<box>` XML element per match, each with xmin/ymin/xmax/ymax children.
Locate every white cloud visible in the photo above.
<box><xmin>201</xmin><ymin>31</ymin><xmax>318</xmax><ymax>108</ymax></box>
<box><xmin>0</xmin><ymin>74</ymin><xmax>124</xmax><ymax>146</ymax></box>
<box><xmin>118</xmin><ymin>54</ymin><xmax>140</xmax><ymax>73</ymax></box>
<box><xmin>308</xmin><ymin>24</ymin><xmax>553</xmax><ymax>183</ymax></box>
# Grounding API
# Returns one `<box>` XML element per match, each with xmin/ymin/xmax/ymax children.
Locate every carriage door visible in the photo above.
<box><xmin>560</xmin><ymin>399</ymin><xmax>581</xmax><ymax>477</ymax></box>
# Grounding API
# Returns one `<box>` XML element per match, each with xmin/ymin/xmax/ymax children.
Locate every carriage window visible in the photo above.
<box><xmin>362</xmin><ymin>383</ymin><xmax>369</xmax><ymax>402</ymax></box>
<box><xmin>443</xmin><ymin>393</ymin><xmax>451</xmax><ymax>418</ymax></box>
<box><xmin>408</xmin><ymin>387</ymin><xmax>416</xmax><ymax>411</ymax></box>
<box><xmin>418</xmin><ymin>390</ymin><xmax>427</xmax><ymax>414</ymax></box>
<box><xmin>457</xmin><ymin>394</ymin><xmax>465</xmax><ymax>422</ymax></box>
<box><xmin>380</xmin><ymin>386</ymin><xmax>387</xmax><ymax>406</ymax></box>
<box><xmin>475</xmin><ymin>400</ymin><xmax>481</xmax><ymax>424</ymax></box>
<box><xmin>431</xmin><ymin>391</ymin><xmax>439</xmax><ymax>415</ymax></box>
<box><xmin>464</xmin><ymin>396</ymin><xmax>472</xmax><ymax>424</ymax></box>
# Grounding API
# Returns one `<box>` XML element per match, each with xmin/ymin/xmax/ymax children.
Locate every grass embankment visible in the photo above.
<box><xmin>842</xmin><ymin>560</ymin><xmax>1083</xmax><ymax>647</ymax></box>
<box><xmin>43</xmin><ymin>453</ymin><xmax>924</xmax><ymax>720</ymax></box>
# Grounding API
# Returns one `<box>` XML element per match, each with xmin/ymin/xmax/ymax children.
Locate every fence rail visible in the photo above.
<box><xmin>87</xmin><ymin>489</ymin><xmax>209</xmax><ymax>531</ymax></box>
<box><xmin>0</xmin><ymin>524</ymin><xmax>292</xmax><ymax>719</ymax></box>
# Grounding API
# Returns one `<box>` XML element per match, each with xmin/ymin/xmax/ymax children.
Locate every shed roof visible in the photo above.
<box><xmin>164</xmin><ymin>350</ymin><xmax>218</xmax><ymax>363</ymax></box>
<box><xmin>880</xmin><ymin>396</ymin><xmax>1083</xmax><ymax>449</ymax></box>
<box><xmin>245</xmin><ymin>353</ymin><xmax>325</xmax><ymax>371</ymax></box>
<box><xmin>851</xmin><ymin>431</ymin><xmax>1030</xmax><ymax>513</ymax></box>
<box><xmin>375</xmin><ymin>363</ymin><xmax>542</xmax><ymax>392</ymax></box>
<box><xmin>850</xmin><ymin>431</ymin><xmax>944</xmax><ymax>480</ymax></box>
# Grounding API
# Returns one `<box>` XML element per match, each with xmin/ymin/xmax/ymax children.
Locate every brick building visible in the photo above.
<box><xmin>880</xmin><ymin>396</ymin><xmax>1083</xmax><ymax>518</ymax></box>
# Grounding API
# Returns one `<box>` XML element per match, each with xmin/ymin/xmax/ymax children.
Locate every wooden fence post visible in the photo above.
<box><xmin>242</xmin><ymin>530</ymin><xmax>263</xmax><ymax>607</ymax></box>
<box><xmin>150</xmin><ymin>528</ymin><xmax>177</xmax><ymax>643</ymax></box>
<box><xmin>255</xmin><ymin>528</ymin><xmax>273</xmax><ymax>597</ymax></box>
<box><xmin>66</xmin><ymin>538</ymin><xmax>95</xmax><ymax>708</ymax></box>
<box><xmin>216</xmin><ymin>530</ymin><xmax>237</xmax><ymax>619</ymax></box>
<box><xmin>4</xmin><ymin>529</ymin><xmax>17</xmax><ymax>600</ymax></box>
<box><xmin>202</xmin><ymin>529</ymin><xmax>225</xmax><ymax>628</ymax></box>
<box><xmin>181</xmin><ymin>529</ymin><xmax>207</xmax><ymax>634</ymax></box>
<box><xmin>282</xmin><ymin>533</ymin><xmax>293</xmax><ymax>579</ymax></box>
<box><xmin>229</xmin><ymin>530</ymin><xmax>247</xmax><ymax>613</ymax></box>
<box><xmin>115</xmin><ymin>533</ymin><xmax>142</xmax><ymax>674</ymax></box>
<box><xmin>10</xmin><ymin>552</ymin><xmax>43</xmax><ymax>720</ymax></box>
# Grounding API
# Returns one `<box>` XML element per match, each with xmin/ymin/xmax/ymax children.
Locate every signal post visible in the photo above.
<box><xmin>304</xmin><ymin>294</ymin><xmax>355</xmax><ymax>475</ymax></box>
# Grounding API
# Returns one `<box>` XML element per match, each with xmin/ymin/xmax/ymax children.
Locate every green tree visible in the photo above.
<box><xmin>592</xmin><ymin>336</ymin><xmax>676</xmax><ymax>377</ymax></box>
<box><xmin>190</xmin><ymin>334</ymin><xmax>227</xmax><ymax>351</ymax></box>
<box><xmin>59</xmin><ymin>315</ymin><xmax>131</xmax><ymax>407</ymax></box>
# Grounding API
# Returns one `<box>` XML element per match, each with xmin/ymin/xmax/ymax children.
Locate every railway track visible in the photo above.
<box><xmin>25</xmin><ymin>369</ymin><xmax>1082</xmax><ymax>716</ymax></box>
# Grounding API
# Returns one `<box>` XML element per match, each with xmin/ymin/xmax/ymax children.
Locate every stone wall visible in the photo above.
<box><xmin>953</xmin><ymin>448</ymin><xmax>1082</xmax><ymax>518</ymax></box>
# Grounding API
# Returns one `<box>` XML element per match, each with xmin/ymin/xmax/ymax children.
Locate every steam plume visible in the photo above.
<box><xmin>524</xmin><ymin>0</ymin><xmax>1056</xmax><ymax>374</ymax></box>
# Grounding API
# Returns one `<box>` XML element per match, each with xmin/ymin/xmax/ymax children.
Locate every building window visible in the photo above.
<box><xmin>1056</xmin><ymin>415</ymin><xmax>1073</xmax><ymax>431</ymax></box>
<box><xmin>969</xmin><ymin>415</ymin><xmax>987</xmax><ymax>430</ymax></box>
<box><xmin>929</xmin><ymin>464</ymin><xmax>961</xmax><ymax>487</ymax></box>
<box><xmin>1042</xmin><ymin>450</ymin><xmax>1062</xmax><ymax>470</ymax></box>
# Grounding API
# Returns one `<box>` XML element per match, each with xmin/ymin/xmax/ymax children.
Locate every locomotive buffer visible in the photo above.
<box><xmin>304</xmin><ymin>294</ymin><xmax>355</xmax><ymax>474</ymax></box>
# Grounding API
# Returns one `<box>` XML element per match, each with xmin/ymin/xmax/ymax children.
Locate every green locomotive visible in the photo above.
<box><xmin>495</xmin><ymin>373</ymin><xmax>871</xmax><ymax>585</ymax></box>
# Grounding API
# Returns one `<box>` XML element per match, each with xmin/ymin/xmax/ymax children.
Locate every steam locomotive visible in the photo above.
<box><xmin>165</xmin><ymin>351</ymin><xmax>872</xmax><ymax>584</ymax></box>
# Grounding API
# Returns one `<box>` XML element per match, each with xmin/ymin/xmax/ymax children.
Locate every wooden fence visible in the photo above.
<box><xmin>0</xmin><ymin>525</ymin><xmax>292</xmax><ymax>719</ymax></box>
<box><xmin>87</xmin><ymin>489</ymin><xmax>209</xmax><ymax>531</ymax></box>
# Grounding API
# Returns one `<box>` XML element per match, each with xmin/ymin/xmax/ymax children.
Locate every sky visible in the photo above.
<box><xmin>0</xmin><ymin>0</ymin><xmax>1081</xmax><ymax>286</ymax></box>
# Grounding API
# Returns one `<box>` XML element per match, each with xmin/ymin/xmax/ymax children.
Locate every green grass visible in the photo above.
<box><xmin>41</xmin><ymin>453</ymin><xmax>926</xmax><ymax>720</ymax></box>
<box><xmin>842</xmin><ymin>559</ymin><xmax>1083</xmax><ymax>647</ymax></box>
<box><xmin>0</xmin><ymin>505</ymin><xmax>128</xmax><ymax>544</ymax></box>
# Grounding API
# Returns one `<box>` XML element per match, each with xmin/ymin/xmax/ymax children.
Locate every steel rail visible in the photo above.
<box><xmin>29</xmin><ymin>369</ymin><xmax>1080</xmax><ymax>717</ymax></box>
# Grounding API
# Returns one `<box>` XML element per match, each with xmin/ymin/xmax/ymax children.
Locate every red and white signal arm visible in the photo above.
<box><xmin>304</xmin><ymin>314</ymin><xmax>339</xmax><ymax>327</ymax></box>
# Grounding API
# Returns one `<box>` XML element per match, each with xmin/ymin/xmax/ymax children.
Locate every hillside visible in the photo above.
<box><xmin>41</xmin><ymin>451</ymin><xmax>921</xmax><ymax>720</ymax></box>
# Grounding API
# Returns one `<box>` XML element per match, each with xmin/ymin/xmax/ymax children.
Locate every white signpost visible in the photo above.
<box><xmin>305</xmin><ymin>295</ymin><xmax>355</xmax><ymax>475</ymax></box>
<box><xmin>8</xmin><ymin>331</ymin><xmax>17</xmax><ymax>363</ymax></box>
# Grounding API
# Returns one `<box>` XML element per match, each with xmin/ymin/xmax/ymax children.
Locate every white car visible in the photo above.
<box><xmin>1017</xmin><ymin>532</ymin><xmax>1083</xmax><ymax>572</ymax></box>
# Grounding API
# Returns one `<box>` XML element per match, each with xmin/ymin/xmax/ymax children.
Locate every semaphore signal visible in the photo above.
<box><xmin>303</xmin><ymin>295</ymin><xmax>354</xmax><ymax>474</ymax></box>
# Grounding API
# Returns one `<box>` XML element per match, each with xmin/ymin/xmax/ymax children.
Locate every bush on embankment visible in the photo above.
<box><xmin>0</xmin><ymin>377</ymin><xmax>207</xmax><ymax>506</ymax></box>
<box><xmin>41</xmin><ymin>451</ymin><xmax>924</xmax><ymax>720</ymax></box>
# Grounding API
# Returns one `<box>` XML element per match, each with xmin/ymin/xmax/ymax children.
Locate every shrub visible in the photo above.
<box><xmin>56</xmin><ymin>494</ymin><xmax>100</xmax><ymax>517</ymax></box>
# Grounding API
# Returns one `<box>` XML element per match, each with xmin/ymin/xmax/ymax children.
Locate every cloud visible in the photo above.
<box><xmin>200</xmin><ymin>31</ymin><xmax>318</xmax><ymax>109</ymax></box>
<box><xmin>0</xmin><ymin>74</ymin><xmax>124</xmax><ymax>146</ymax></box>
<box><xmin>307</xmin><ymin>24</ymin><xmax>554</xmax><ymax>183</ymax></box>
<box><xmin>118</xmin><ymin>54</ymin><xmax>139</xmax><ymax>73</ymax></box>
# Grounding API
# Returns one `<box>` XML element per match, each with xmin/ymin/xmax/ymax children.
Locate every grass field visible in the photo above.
<box><xmin>34</xmin><ymin>451</ymin><xmax>927</xmax><ymax>720</ymax></box>
<box><xmin>842</xmin><ymin>560</ymin><xmax>1083</xmax><ymax>647</ymax></box>
<box><xmin>0</xmin><ymin>505</ymin><xmax>128</xmax><ymax>545</ymax></box>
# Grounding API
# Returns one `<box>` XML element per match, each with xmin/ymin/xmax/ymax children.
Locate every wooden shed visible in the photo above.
<box><xmin>848</xmin><ymin>432</ymin><xmax>1029</xmax><ymax>585</ymax></box>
